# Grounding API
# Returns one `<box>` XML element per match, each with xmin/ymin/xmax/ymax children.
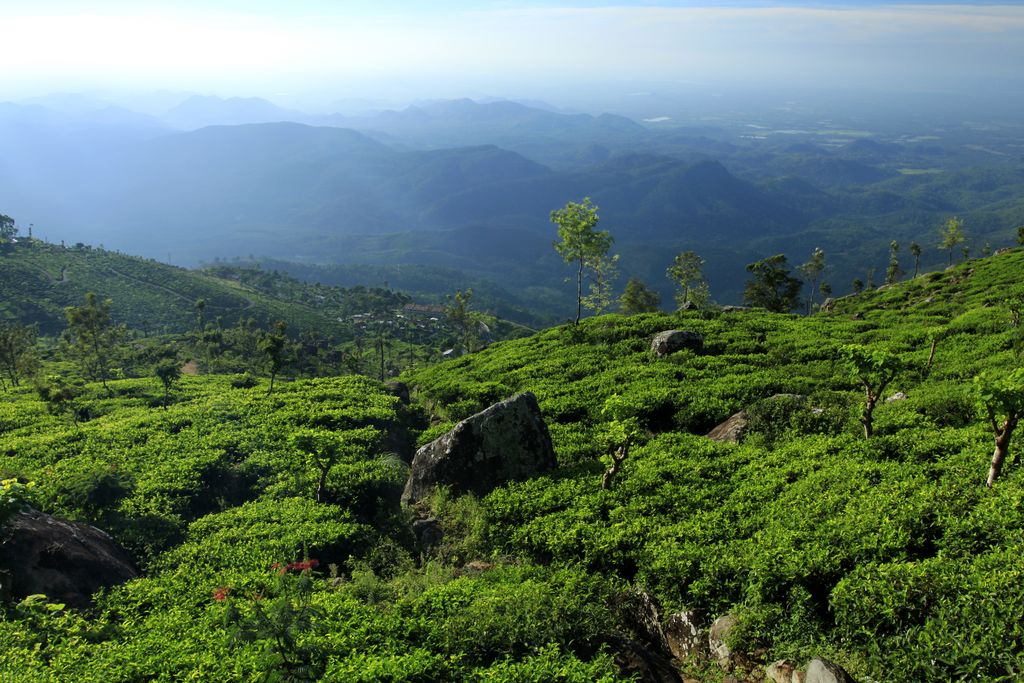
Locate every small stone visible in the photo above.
<box><xmin>766</xmin><ymin>659</ymin><xmax>798</xmax><ymax>683</ymax></box>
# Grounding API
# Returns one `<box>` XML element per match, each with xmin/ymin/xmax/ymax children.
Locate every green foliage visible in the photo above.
<box><xmin>619</xmin><ymin>278</ymin><xmax>661</xmax><ymax>315</ymax></box>
<box><xmin>0</xmin><ymin>321</ymin><xmax>38</xmax><ymax>389</ymax></box>
<box><xmin>222</xmin><ymin>560</ymin><xmax>326</xmax><ymax>682</ymax></box>
<box><xmin>976</xmin><ymin>368</ymin><xmax>1024</xmax><ymax>428</ymax></box>
<box><xmin>0</xmin><ymin>478</ymin><xmax>35</xmax><ymax>527</ymax></box>
<box><xmin>63</xmin><ymin>293</ymin><xmax>127</xmax><ymax>392</ymax></box>
<box><xmin>666</xmin><ymin>250</ymin><xmax>710</xmax><ymax>310</ymax></box>
<box><xmin>939</xmin><ymin>216</ymin><xmax>966</xmax><ymax>265</ymax></box>
<box><xmin>445</xmin><ymin>288</ymin><xmax>483</xmax><ymax>352</ymax></box>
<box><xmin>259</xmin><ymin>321</ymin><xmax>289</xmax><ymax>394</ymax></box>
<box><xmin>0</xmin><ymin>214</ymin><xmax>15</xmax><ymax>241</ymax></box>
<box><xmin>551</xmin><ymin>197</ymin><xmax>616</xmax><ymax>325</ymax></box>
<box><xmin>797</xmin><ymin>247</ymin><xmax>826</xmax><ymax>314</ymax></box>
<box><xmin>428</xmin><ymin>488</ymin><xmax>491</xmax><ymax>565</ymax></box>
<box><xmin>744</xmin><ymin>254</ymin><xmax>803</xmax><ymax>313</ymax></box>
<box><xmin>153</xmin><ymin>359</ymin><xmax>181</xmax><ymax>408</ymax></box>
<box><xmin>841</xmin><ymin>344</ymin><xmax>907</xmax><ymax>437</ymax></box>
<box><xmin>885</xmin><ymin>240</ymin><xmax>904</xmax><ymax>285</ymax></box>
<box><xmin>4</xmin><ymin>250</ymin><xmax>1024</xmax><ymax>680</ymax></box>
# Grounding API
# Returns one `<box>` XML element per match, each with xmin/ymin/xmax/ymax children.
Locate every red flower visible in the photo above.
<box><xmin>212</xmin><ymin>586</ymin><xmax>231</xmax><ymax>602</ymax></box>
<box><xmin>285</xmin><ymin>559</ymin><xmax>320</xmax><ymax>573</ymax></box>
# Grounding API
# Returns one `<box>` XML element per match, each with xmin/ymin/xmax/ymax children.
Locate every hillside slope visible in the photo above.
<box><xmin>0</xmin><ymin>240</ymin><xmax>391</xmax><ymax>337</ymax></box>
<box><xmin>0</xmin><ymin>250</ymin><xmax>1022</xmax><ymax>681</ymax></box>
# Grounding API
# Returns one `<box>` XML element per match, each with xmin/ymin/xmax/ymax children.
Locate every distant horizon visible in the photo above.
<box><xmin>2</xmin><ymin>2</ymin><xmax>1022</xmax><ymax>111</ymax></box>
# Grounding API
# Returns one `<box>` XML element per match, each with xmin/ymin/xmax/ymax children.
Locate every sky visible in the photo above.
<box><xmin>1</xmin><ymin>1</ymin><xmax>1022</xmax><ymax>107</ymax></box>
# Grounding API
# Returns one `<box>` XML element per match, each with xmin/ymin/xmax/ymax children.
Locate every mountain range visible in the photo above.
<box><xmin>2</xmin><ymin>94</ymin><xmax>1023</xmax><ymax>310</ymax></box>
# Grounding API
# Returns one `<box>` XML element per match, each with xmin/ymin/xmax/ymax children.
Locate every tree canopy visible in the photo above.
<box><xmin>744</xmin><ymin>254</ymin><xmax>802</xmax><ymax>313</ymax></box>
<box><xmin>551</xmin><ymin>198</ymin><xmax>615</xmax><ymax>325</ymax></box>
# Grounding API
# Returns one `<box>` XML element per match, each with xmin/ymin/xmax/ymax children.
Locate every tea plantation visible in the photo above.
<box><xmin>2</xmin><ymin>249</ymin><xmax>1024</xmax><ymax>681</ymax></box>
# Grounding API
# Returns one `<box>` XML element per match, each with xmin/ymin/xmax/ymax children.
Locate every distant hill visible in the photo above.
<box><xmin>0</xmin><ymin>240</ymin><xmax>389</xmax><ymax>337</ymax></box>
<box><xmin>161</xmin><ymin>95</ymin><xmax>306</xmax><ymax>130</ymax></box>
<box><xmin>322</xmin><ymin>98</ymin><xmax>653</xmax><ymax>166</ymax></box>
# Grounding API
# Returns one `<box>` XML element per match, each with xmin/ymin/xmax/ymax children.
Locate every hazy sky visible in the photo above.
<box><xmin>2</xmin><ymin>1</ymin><xmax>1022</xmax><ymax>105</ymax></box>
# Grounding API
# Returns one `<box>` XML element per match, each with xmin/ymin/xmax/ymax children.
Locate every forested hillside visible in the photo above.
<box><xmin>2</xmin><ymin>249</ymin><xmax>1023</xmax><ymax>680</ymax></box>
<box><xmin>5</xmin><ymin>99</ymin><xmax>1024</xmax><ymax>308</ymax></box>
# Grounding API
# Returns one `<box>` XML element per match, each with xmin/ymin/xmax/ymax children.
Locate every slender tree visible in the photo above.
<box><xmin>885</xmin><ymin>240</ymin><xmax>904</xmax><ymax>284</ymax></box>
<box><xmin>666</xmin><ymin>251</ymin><xmax>710</xmax><ymax>309</ymax></box>
<box><xmin>581</xmin><ymin>253</ymin><xmax>619</xmax><ymax>316</ymax></box>
<box><xmin>259</xmin><ymin>321</ymin><xmax>288</xmax><ymax>394</ymax></box>
<box><xmin>976</xmin><ymin>369</ymin><xmax>1024</xmax><ymax>487</ymax></box>
<box><xmin>939</xmin><ymin>216</ymin><xmax>966</xmax><ymax>265</ymax></box>
<box><xmin>63</xmin><ymin>293</ymin><xmax>126</xmax><ymax>393</ymax></box>
<box><xmin>445</xmin><ymin>289</ymin><xmax>483</xmax><ymax>352</ymax></box>
<box><xmin>0</xmin><ymin>321</ymin><xmax>38</xmax><ymax>389</ymax></box>
<box><xmin>551</xmin><ymin>198</ymin><xmax>614</xmax><ymax>325</ymax></box>
<box><xmin>909</xmin><ymin>241</ymin><xmax>922</xmax><ymax>277</ymax></box>
<box><xmin>1017</xmin><ymin>226</ymin><xmax>1024</xmax><ymax>246</ymax></box>
<box><xmin>600</xmin><ymin>394</ymin><xmax>641</xmax><ymax>490</ymax></box>
<box><xmin>195</xmin><ymin>299</ymin><xmax>206</xmax><ymax>330</ymax></box>
<box><xmin>798</xmin><ymin>247</ymin><xmax>826</xmax><ymax>314</ymax></box>
<box><xmin>291</xmin><ymin>426</ymin><xmax>380</xmax><ymax>503</ymax></box>
<box><xmin>154</xmin><ymin>359</ymin><xmax>181</xmax><ymax>409</ymax></box>
<box><xmin>841</xmin><ymin>344</ymin><xmax>906</xmax><ymax>438</ymax></box>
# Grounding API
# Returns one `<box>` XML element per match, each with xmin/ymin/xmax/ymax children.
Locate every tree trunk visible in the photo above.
<box><xmin>316</xmin><ymin>468</ymin><xmax>328</xmax><ymax>503</ymax></box>
<box><xmin>601</xmin><ymin>442</ymin><xmax>629</xmax><ymax>490</ymax></box>
<box><xmin>986</xmin><ymin>424</ymin><xmax>1015</xmax><ymax>488</ymax></box>
<box><xmin>575</xmin><ymin>257</ymin><xmax>584</xmax><ymax>326</ymax></box>
<box><xmin>924</xmin><ymin>338</ymin><xmax>938</xmax><ymax>377</ymax></box>
<box><xmin>861</xmin><ymin>396</ymin><xmax>877</xmax><ymax>439</ymax></box>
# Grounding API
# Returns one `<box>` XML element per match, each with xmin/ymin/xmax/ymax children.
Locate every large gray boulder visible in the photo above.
<box><xmin>0</xmin><ymin>509</ymin><xmax>139</xmax><ymax>608</ymax></box>
<box><xmin>651</xmin><ymin>330</ymin><xmax>704</xmax><ymax>357</ymax></box>
<box><xmin>805</xmin><ymin>658</ymin><xmax>855</xmax><ymax>683</ymax></box>
<box><xmin>402</xmin><ymin>392</ymin><xmax>556</xmax><ymax>505</ymax></box>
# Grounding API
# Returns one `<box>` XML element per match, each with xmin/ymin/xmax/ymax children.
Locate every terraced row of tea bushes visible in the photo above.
<box><xmin>2</xmin><ymin>250</ymin><xmax>1023</xmax><ymax>681</ymax></box>
<box><xmin>400</xmin><ymin>254</ymin><xmax>1024</xmax><ymax>680</ymax></box>
<box><xmin>0</xmin><ymin>371</ymin><xmax>641</xmax><ymax>680</ymax></box>
<box><xmin>0</xmin><ymin>374</ymin><xmax>406</xmax><ymax>563</ymax></box>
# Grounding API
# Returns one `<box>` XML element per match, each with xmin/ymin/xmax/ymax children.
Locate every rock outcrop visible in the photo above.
<box><xmin>705</xmin><ymin>394</ymin><xmax>809</xmax><ymax>443</ymax></box>
<box><xmin>766</xmin><ymin>659</ymin><xmax>799</xmax><ymax>683</ymax></box>
<box><xmin>805</xmin><ymin>658</ymin><xmax>855</xmax><ymax>683</ymax></box>
<box><xmin>665</xmin><ymin>610</ymin><xmax>707</xmax><ymax>660</ymax></box>
<box><xmin>705</xmin><ymin>411</ymin><xmax>749</xmax><ymax>443</ymax></box>
<box><xmin>0</xmin><ymin>509</ymin><xmax>139</xmax><ymax>608</ymax></box>
<box><xmin>651</xmin><ymin>330</ymin><xmax>704</xmax><ymax>357</ymax></box>
<box><xmin>401</xmin><ymin>392</ymin><xmax>556</xmax><ymax>505</ymax></box>
<box><xmin>709</xmin><ymin>614</ymin><xmax>738</xmax><ymax>668</ymax></box>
